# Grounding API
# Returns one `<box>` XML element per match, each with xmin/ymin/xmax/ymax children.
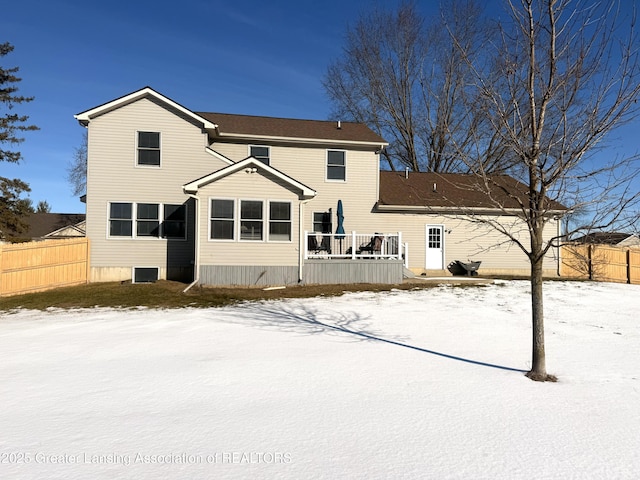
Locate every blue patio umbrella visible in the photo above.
<box><xmin>336</xmin><ymin>200</ymin><xmax>345</xmax><ymax>254</ymax></box>
<box><xmin>336</xmin><ymin>200</ymin><xmax>345</xmax><ymax>239</ymax></box>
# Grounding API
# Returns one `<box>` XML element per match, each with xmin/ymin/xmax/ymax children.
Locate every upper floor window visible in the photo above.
<box><xmin>250</xmin><ymin>145</ymin><xmax>270</xmax><ymax>165</ymax></box>
<box><xmin>137</xmin><ymin>131</ymin><xmax>160</xmax><ymax>166</ymax></box>
<box><xmin>327</xmin><ymin>150</ymin><xmax>346</xmax><ymax>181</ymax></box>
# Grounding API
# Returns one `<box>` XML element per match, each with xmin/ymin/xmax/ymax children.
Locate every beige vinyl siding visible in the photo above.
<box><xmin>197</xmin><ymin>171</ymin><xmax>301</xmax><ymax>267</ymax></box>
<box><xmin>295</xmin><ymin>149</ymin><xmax>379</xmax><ymax>234</ymax></box>
<box><xmin>86</xmin><ymin>97</ymin><xmax>227</xmax><ymax>277</ymax></box>
<box><xmin>211</xmin><ymin>141</ymin><xmax>380</xmax><ymax>234</ymax></box>
<box><xmin>362</xmin><ymin>213</ymin><xmax>559</xmax><ymax>275</ymax></box>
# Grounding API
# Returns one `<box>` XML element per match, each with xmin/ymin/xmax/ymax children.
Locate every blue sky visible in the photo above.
<box><xmin>4</xmin><ymin>0</ymin><xmax>422</xmax><ymax>213</ymax></box>
<box><xmin>2</xmin><ymin>0</ymin><xmax>639</xmax><ymax>214</ymax></box>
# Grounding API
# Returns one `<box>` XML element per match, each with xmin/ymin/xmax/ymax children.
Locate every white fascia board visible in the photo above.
<box><xmin>74</xmin><ymin>87</ymin><xmax>217</xmax><ymax>130</ymax></box>
<box><xmin>216</xmin><ymin>132</ymin><xmax>388</xmax><ymax>150</ymax></box>
<box><xmin>183</xmin><ymin>157</ymin><xmax>317</xmax><ymax>198</ymax></box>
<box><xmin>204</xmin><ymin>147</ymin><xmax>235</xmax><ymax>165</ymax></box>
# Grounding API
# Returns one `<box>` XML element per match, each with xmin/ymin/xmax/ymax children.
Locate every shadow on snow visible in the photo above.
<box><xmin>223</xmin><ymin>301</ymin><xmax>526</xmax><ymax>374</ymax></box>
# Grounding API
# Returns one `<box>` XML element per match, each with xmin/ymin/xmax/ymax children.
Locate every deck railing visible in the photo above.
<box><xmin>304</xmin><ymin>231</ymin><xmax>406</xmax><ymax>265</ymax></box>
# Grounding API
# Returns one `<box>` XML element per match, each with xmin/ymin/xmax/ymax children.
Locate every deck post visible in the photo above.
<box><xmin>351</xmin><ymin>231</ymin><xmax>356</xmax><ymax>259</ymax></box>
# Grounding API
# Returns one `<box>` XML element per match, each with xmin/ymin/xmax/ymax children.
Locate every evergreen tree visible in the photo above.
<box><xmin>0</xmin><ymin>42</ymin><xmax>38</xmax><ymax>241</ymax></box>
<box><xmin>36</xmin><ymin>200</ymin><xmax>51</xmax><ymax>213</ymax></box>
<box><xmin>0</xmin><ymin>177</ymin><xmax>32</xmax><ymax>241</ymax></box>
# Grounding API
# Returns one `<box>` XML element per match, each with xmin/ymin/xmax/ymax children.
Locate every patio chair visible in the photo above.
<box><xmin>357</xmin><ymin>234</ymin><xmax>384</xmax><ymax>255</ymax></box>
<box><xmin>308</xmin><ymin>234</ymin><xmax>331</xmax><ymax>254</ymax></box>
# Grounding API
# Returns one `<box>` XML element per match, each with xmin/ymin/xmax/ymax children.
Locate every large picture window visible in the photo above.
<box><xmin>327</xmin><ymin>150</ymin><xmax>346</xmax><ymax>181</ymax></box>
<box><xmin>210</xmin><ymin>199</ymin><xmax>235</xmax><ymax>240</ymax></box>
<box><xmin>137</xmin><ymin>131</ymin><xmax>161</xmax><ymax>166</ymax></box>
<box><xmin>269</xmin><ymin>202</ymin><xmax>291</xmax><ymax>241</ymax></box>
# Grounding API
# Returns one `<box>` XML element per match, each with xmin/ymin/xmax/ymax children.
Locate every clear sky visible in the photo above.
<box><xmin>3</xmin><ymin>0</ymin><xmax>417</xmax><ymax>213</ymax></box>
<box><xmin>2</xmin><ymin>0</ymin><xmax>638</xmax><ymax>214</ymax></box>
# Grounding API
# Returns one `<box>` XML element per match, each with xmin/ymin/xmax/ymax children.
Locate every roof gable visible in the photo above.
<box><xmin>183</xmin><ymin>157</ymin><xmax>316</xmax><ymax>198</ymax></box>
<box><xmin>378</xmin><ymin>171</ymin><xmax>566</xmax><ymax>212</ymax></box>
<box><xmin>74</xmin><ymin>87</ymin><xmax>217</xmax><ymax>130</ymax></box>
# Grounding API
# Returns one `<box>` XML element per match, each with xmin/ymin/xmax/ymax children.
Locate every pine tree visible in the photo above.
<box><xmin>0</xmin><ymin>42</ymin><xmax>38</xmax><ymax>241</ymax></box>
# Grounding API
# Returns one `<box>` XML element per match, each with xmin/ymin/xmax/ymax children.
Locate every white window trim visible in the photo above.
<box><xmin>268</xmin><ymin>199</ymin><xmax>293</xmax><ymax>243</ymax></box>
<box><xmin>326</xmin><ymin>149</ymin><xmax>347</xmax><ymax>182</ymax></box>
<box><xmin>106</xmin><ymin>201</ymin><xmax>187</xmax><ymax>240</ymax></box>
<box><xmin>313</xmin><ymin>210</ymin><xmax>333</xmax><ymax>233</ymax></box>
<box><xmin>132</xmin><ymin>266</ymin><xmax>160</xmax><ymax>283</ymax></box>
<box><xmin>136</xmin><ymin>202</ymin><xmax>161</xmax><ymax>238</ymax></box>
<box><xmin>106</xmin><ymin>201</ymin><xmax>134</xmax><ymax>240</ymax></box>
<box><xmin>249</xmin><ymin>144</ymin><xmax>270</xmax><ymax>165</ymax></box>
<box><xmin>208</xmin><ymin>197</ymin><xmax>236</xmax><ymax>242</ymax></box>
<box><xmin>135</xmin><ymin>131</ymin><xmax>162</xmax><ymax>168</ymax></box>
<box><xmin>208</xmin><ymin>197</ymin><xmax>294</xmax><ymax>243</ymax></box>
<box><xmin>238</xmin><ymin>198</ymin><xmax>265</xmax><ymax>243</ymax></box>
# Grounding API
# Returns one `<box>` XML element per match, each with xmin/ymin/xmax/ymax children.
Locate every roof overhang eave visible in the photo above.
<box><xmin>215</xmin><ymin>132</ymin><xmax>387</xmax><ymax>149</ymax></box>
<box><xmin>376</xmin><ymin>204</ymin><xmax>566</xmax><ymax>216</ymax></box>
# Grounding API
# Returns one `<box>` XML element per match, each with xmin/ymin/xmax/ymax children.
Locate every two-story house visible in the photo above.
<box><xmin>75</xmin><ymin>87</ymin><xmax>564</xmax><ymax>286</ymax></box>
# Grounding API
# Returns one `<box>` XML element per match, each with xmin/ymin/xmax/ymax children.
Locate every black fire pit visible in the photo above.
<box><xmin>447</xmin><ymin>260</ymin><xmax>482</xmax><ymax>277</ymax></box>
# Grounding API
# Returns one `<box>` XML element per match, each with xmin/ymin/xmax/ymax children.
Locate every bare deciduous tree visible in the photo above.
<box><xmin>324</xmin><ymin>1</ymin><xmax>507</xmax><ymax>173</ymax></box>
<box><xmin>451</xmin><ymin>0</ymin><xmax>640</xmax><ymax>381</ymax></box>
<box><xmin>67</xmin><ymin>131</ymin><xmax>87</xmax><ymax>196</ymax></box>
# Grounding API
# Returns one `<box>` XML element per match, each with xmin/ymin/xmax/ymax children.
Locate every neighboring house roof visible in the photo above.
<box><xmin>377</xmin><ymin>171</ymin><xmax>567</xmax><ymax>213</ymax></box>
<box><xmin>6</xmin><ymin>213</ymin><xmax>86</xmax><ymax>241</ymax></box>
<box><xmin>571</xmin><ymin>232</ymin><xmax>640</xmax><ymax>246</ymax></box>
<box><xmin>183</xmin><ymin>157</ymin><xmax>317</xmax><ymax>198</ymax></box>
<box><xmin>197</xmin><ymin>112</ymin><xmax>387</xmax><ymax>147</ymax></box>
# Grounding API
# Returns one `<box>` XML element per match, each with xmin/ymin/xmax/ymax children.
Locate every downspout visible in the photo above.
<box><xmin>183</xmin><ymin>193</ymin><xmax>200</xmax><ymax>293</ymax></box>
<box><xmin>298</xmin><ymin>198</ymin><xmax>313</xmax><ymax>283</ymax></box>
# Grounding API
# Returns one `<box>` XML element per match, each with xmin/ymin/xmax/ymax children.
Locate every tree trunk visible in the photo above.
<box><xmin>526</xmin><ymin>257</ymin><xmax>557</xmax><ymax>382</ymax></box>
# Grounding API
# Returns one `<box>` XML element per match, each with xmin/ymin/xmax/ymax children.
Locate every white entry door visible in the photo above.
<box><xmin>425</xmin><ymin>225</ymin><xmax>445</xmax><ymax>269</ymax></box>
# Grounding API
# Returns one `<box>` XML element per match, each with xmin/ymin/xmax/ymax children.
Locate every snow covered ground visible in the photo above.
<box><xmin>1</xmin><ymin>280</ymin><xmax>639</xmax><ymax>479</ymax></box>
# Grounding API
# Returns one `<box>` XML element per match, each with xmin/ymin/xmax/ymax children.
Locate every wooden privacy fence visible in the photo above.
<box><xmin>560</xmin><ymin>244</ymin><xmax>640</xmax><ymax>285</ymax></box>
<box><xmin>0</xmin><ymin>238</ymin><xmax>90</xmax><ymax>297</ymax></box>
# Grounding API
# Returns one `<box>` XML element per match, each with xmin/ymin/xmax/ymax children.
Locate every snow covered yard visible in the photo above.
<box><xmin>0</xmin><ymin>280</ymin><xmax>639</xmax><ymax>479</ymax></box>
